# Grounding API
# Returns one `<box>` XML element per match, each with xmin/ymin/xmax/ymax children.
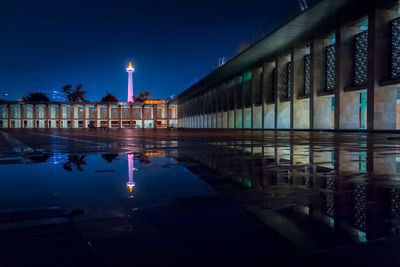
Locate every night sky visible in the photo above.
<box><xmin>0</xmin><ymin>0</ymin><xmax>314</xmax><ymax>102</ymax></box>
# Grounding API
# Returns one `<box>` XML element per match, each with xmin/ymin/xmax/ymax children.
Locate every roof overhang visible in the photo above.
<box><xmin>177</xmin><ymin>0</ymin><xmax>399</xmax><ymax>101</ymax></box>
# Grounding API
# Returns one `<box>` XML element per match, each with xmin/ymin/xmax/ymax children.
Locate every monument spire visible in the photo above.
<box><xmin>126</xmin><ymin>60</ymin><xmax>135</xmax><ymax>102</ymax></box>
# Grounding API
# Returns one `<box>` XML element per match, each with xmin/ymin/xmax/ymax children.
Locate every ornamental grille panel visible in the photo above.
<box><xmin>278</xmin><ymin>64</ymin><xmax>289</xmax><ymax>99</ymax></box>
<box><xmin>353</xmin><ymin>31</ymin><xmax>368</xmax><ymax>87</ymax></box>
<box><xmin>324</xmin><ymin>193</ymin><xmax>334</xmax><ymax>218</ymax></box>
<box><xmin>325</xmin><ymin>44</ymin><xmax>335</xmax><ymax>91</ymax></box>
<box><xmin>390</xmin><ymin>189</ymin><xmax>400</xmax><ymax>218</ymax></box>
<box><xmin>122</xmin><ymin>108</ymin><xmax>130</xmax><ymax>119</ymax></box>
<box><xmin>111</xmin><ymin>108</ymin><xmax>119</xmax><ymax>119</ymax></box>
<box><xmin>304</xmin><ymin>54</ymin><xmax>311</xmax><ymax>95</ymax></box>
<box><xmin>353</xmin><ymin>184</ymin><xmax>367</xmax><ymax>232</ymax></box>
<box><xmin>133</xmin><ymin>108</ymin><xmax>141</xmax><ymax>119</ymax></box>
<box><xmin>0</xmin><ymin>105</ymin><xmax>7</xmax><ymax>119</ymax></box>
<box><xmin>287</xmin><ymin>62</ymin><xmax>292</xmax><ymax>98</ymax></box>
<box><xmin>270</xmin><ymin>68</ymin><xmax>276</xmax><ymax>102</ymax></box>
<box><xmin>391</xmin><ymin>17</ymin><xmax>400</xmax><ymax>80</ymax></box>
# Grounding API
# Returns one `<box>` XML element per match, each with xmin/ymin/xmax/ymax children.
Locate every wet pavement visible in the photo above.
<box><xmin>2</xmin><ymin>129</ymin><xmax>400</xmax><ymax>266</ymax></box>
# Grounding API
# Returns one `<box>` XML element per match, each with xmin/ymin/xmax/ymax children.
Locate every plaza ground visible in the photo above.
<box><xmin>1</xmin><ymin>129</ymin><xmax>400</xmax><ymax>266</ymax></box>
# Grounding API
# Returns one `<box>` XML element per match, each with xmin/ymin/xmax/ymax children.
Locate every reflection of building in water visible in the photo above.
<box><xmin>127</xmin><ymin>154</ymin><xmax>137</xmax><ymax>193</ymax></box>
<box><xmin>172</xmin><ymin>138</ymin><xmax>400</xmax><ymax>249</ymax></box>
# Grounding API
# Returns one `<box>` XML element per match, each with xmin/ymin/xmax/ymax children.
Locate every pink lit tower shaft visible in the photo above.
<box><xmin>126</xmin><ymin>61</ymin><xmax>135</xmax><ymax>102</ymax></box>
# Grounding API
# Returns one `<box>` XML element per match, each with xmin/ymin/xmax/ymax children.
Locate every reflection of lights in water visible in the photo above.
<box><xmin>145</xmin><ymin>152</ymin><xmax>165</xmax><ymax>157</ymax></box>
<box><xmin>46</xmin><ymin>153</ymin><xmax>69</xmax><ymax>165</ymax></box>
<box><xmin>127</xmin><ymin>154</ymin><xmax>137</xmax><ymax>194</ymax></box>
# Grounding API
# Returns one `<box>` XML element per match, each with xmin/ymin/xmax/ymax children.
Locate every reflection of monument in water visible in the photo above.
<box><xmin>126</xmin><ymin>151</ymin><xmax>165</xmax><ymax>195</ymax></box>
<box><xmin>127</xmin><ymin>154</ymin><xmax>137</xmax><ymax>193</ymax></box>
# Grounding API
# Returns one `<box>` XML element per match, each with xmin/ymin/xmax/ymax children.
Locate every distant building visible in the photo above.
<box><xmin>0</xmin><ymin>100</ymin><xmax>178</xmax><ymax>129</ymax></box>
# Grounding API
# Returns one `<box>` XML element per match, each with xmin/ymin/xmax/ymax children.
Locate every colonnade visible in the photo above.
<box><xmin>179</xmin><ymin>4</ymin><xmax>400</xmax><ymax>131</ymax></box>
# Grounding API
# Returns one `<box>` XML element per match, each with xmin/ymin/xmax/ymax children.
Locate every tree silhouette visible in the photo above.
<box><xmin>101</xmin><ymin>92</ymin><xmax>118</xmax><ymax>102</ymax></box>
<box><xmin>63</xmin><ymin>155</ymin><xmax>87</xmax><ymax>172</ymax></box>
<box><xmin>101</xmin><ymin>154</ymin><xmax>119</xmax><ymax>163</ymax></box>
<box><xmin>138</xmin><ymin>153</ymin><xmax>151</xmax><ymax>164</ymax></box>
<box><xmin>26</xmin><ymin>152</ymin><xmax>51</xmax><ymax>163</ymax></box>
<box><xmin>133</xmin><ymin>92</ymin><xmax>150</xmax><ymax>102</ymax></box>
<box><xmin>23</xmin><ymin>92</ymin><xmax>50</xmax><ymax>102</ymax></box>
<box><xmin>62</xmin><ymin>84</ymin><xmax>86</xmax><ymax>102</ymax></box>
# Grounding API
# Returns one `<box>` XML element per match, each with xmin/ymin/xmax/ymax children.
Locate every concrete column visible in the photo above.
<box><xmin>165</xmin><ymin>103</ymin><xmax>170</xmax><ymax>128</ymax></box>
<box><xmin>310</xmin><ymin>38</ymin><xmax>333</xmax><ymax>129</ymax></box>
<box><xmin>107</xmin><ymin>104</ymin><xmax>111</xmax><ymax>128</ymax></box>
<box><xmin>58</xmin><ymin>104</ymin><xmax>62</xmax><ymax>128</ymax></box>
<box><xmin>242</xmin><ymin>77</ymin><xmax>245</xmax><ymax>129</ymax></box>
<box><xmin>119</xmin><ymin>105</ymin><xmax>122</xmax><ymax>128</ymax></box>
<box><xmin>291</xmin><ymin>47</ymin><xmax>310</xmax><ymax>129</ymax></box>
<box><xmin>70</xmin><ymin>105</ymin><xmax>74</xmax><ymax>128</ymax></box>
<box><xmin>262</xmin><ymin>62</ymin><xmax>275</xmax><ymax>129</ymax></box>
<box><xmin>141</xmin><ymin>105</ymin><xmax>144</xmax><ymax>129</ymax></box>
<box><xmin>7</xmin><ymin>104</ymin><xmax>11</xmax><ymax>128</ymax></box>
<box><xmin>252</xmin><ymin>68</ymin><xmax>263</xmax><ymax>129</ymax></box>
<box><xmin>275</xmin><ymin>55</ymin><xmax>291</xmax><ymax>129</ymax></box>
<box><xmin>335</xmin><ymin>25</ymin><xmax>360</xmax><ymax>129</ymax></box>
<box><xmin>20</xmin><ymin>104</ymin><xmax>24</xmax><ymax>128</ymax></box>
<box><xmin>261</xmin><ymin>67</ymin><xmax>265</xmax><ymax>129</ymax></box>
<box><xmin>250</xmin><ymin>71</ymin><xmax>255</xmax><ymax>129</ymax></box>
<box><xmin>94</xmin><ymin>104</ymin><xmax>99</xmax><ymax>127</ymax></box>
<box><xmin>130</xmin><ymin>105</ymin><xmax>134</xmax><ymax>128</ymax></box>
<box><xmin>33</xmin><ymin>104</ymin><xmax>37</xmax><ymax>128</ymax></box>
<box><xmin>215</xmin><ymin>89</ymin><xmax>218</xmax><ymax>129</ymax></box>
<box><xmin>221</xmin><ymin>86</ymin><xmax>226</xmax><ymax>129</ymax></box>
<box><xmin>227</xmin><ymin>84</ymin><xmax>230</xmax><ymax>129</ymax></box>
<box><xmin>153</xmin><ymin>105</ymin><xmax>157</xmax><ymax>129</ymax></box>
<box><xmin>45</xmin><ymin>104</ymin><xmax>49</xmax><ymax>128</ymax></box>
<box><xmin>367</xmin><ymin>8</ymin><xmax>398</xmax><ymax>130</ymax></box>
<box><xmin>234</xmin><ymin>82</ymin><xmax>237</xmax><ymax>128</ymax></box>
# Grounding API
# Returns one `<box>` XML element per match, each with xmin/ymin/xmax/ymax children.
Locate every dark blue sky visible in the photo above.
<box><xmin>0</xmin><ymin>0</ymin><xmax>308</xmax><ymax>101</ymax></box>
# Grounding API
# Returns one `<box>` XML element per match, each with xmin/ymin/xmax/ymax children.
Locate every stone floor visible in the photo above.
<box><xmin>1</xmin><ymin>129</ymin><xmax>400</xmax><ymax>266</ymax></box>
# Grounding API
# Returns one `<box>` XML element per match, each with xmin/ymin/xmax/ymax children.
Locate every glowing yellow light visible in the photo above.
<box><xmin>145</xmin><ymin>152</ymin><xmax>165</xmax><ymax>157</ymax></box>
<box><xmin>129</xmin><ymin>61</ymin><xmax>133</xmax><ymax>68</ymax></box>
<box><xmin>144</xmin><ymin>100</ymin><xmax>164</xmax><ymax>104</ymax></box>
<box><xmin>129</xmin><ymin>185</ymin><xmax>133</xmax><ymax>193</ymax></box>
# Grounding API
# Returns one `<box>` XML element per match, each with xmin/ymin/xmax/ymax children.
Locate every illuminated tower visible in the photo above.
<box><xmin>126</xmin><ymin>61</ymin><xmax>135</xmax><ymax>102</ymax></box>
<box><xmin>127</xmin><ymin>154</ymin><xmax>137</xmax><ymax>193</ymax></box>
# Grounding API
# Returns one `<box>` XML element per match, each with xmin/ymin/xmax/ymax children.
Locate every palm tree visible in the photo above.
<box><xmin>133</xmin><ymin>92</ymin><xmax>150</xmax><ymax>102</ymax></box>
<box><xmin>62</xmin><ymin>84</ymin><xmax>86</xmax><ymax>102</ymax></box>
<box><xmin>101</xmin><ymin>92</ymin><xmax>118</xmax><ymax>102</ymax></box>
<box><xmin>101</xmin><ymin>154</ymin><xmax>119</xmax><ymax>163</ymax></box>
<box><xmin>62</xmin><ymin>84</ymin><xmax>72</xmax><ymax>100</ymax></box>
<box><xmin>63</xmin><ymin>155</ymin><xmax>87</xmax><ymax>172</ymax></box>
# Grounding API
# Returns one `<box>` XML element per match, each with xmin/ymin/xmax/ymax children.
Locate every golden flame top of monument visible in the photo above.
<box><xmin>127</xmin><ymin>61</ymin><xmax>135</xmax><ymax>72</ymax></box>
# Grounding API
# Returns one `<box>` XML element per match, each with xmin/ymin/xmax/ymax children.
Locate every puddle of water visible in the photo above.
<box><xmin>0</xmin><ymin>152</ymin><xmax>214</xmax><ymax>216</ymax></box>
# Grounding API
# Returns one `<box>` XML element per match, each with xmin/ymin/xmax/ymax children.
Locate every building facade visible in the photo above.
<box><xmin>0</xmin><ymin>100</ymin><xmax>178</xmax><ymax>129</ymax></box>
<box><xmin>177</xmin><ymin>0</ymin><xmax>400</xmax><ymax>131</ymax></box>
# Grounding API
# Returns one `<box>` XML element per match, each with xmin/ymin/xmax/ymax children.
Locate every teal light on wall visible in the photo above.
<box><xmin>360</xmin><ymin>18</ymin><xmax>368</xmax><ymax>32</ymax></box>
<box><xmin>243</xmin><ymin>177</ymin><xmax>252</xmax><ymax>188</ymax></box>
<box><xmin>243</xmin><ymin>71</ymin><xmax>252</xmax><ymax>83</ymax></box>
<box><xmin>360</xmin><ymin>92</ymin><xmax>367</xmax><ymax>129</ymax></box>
